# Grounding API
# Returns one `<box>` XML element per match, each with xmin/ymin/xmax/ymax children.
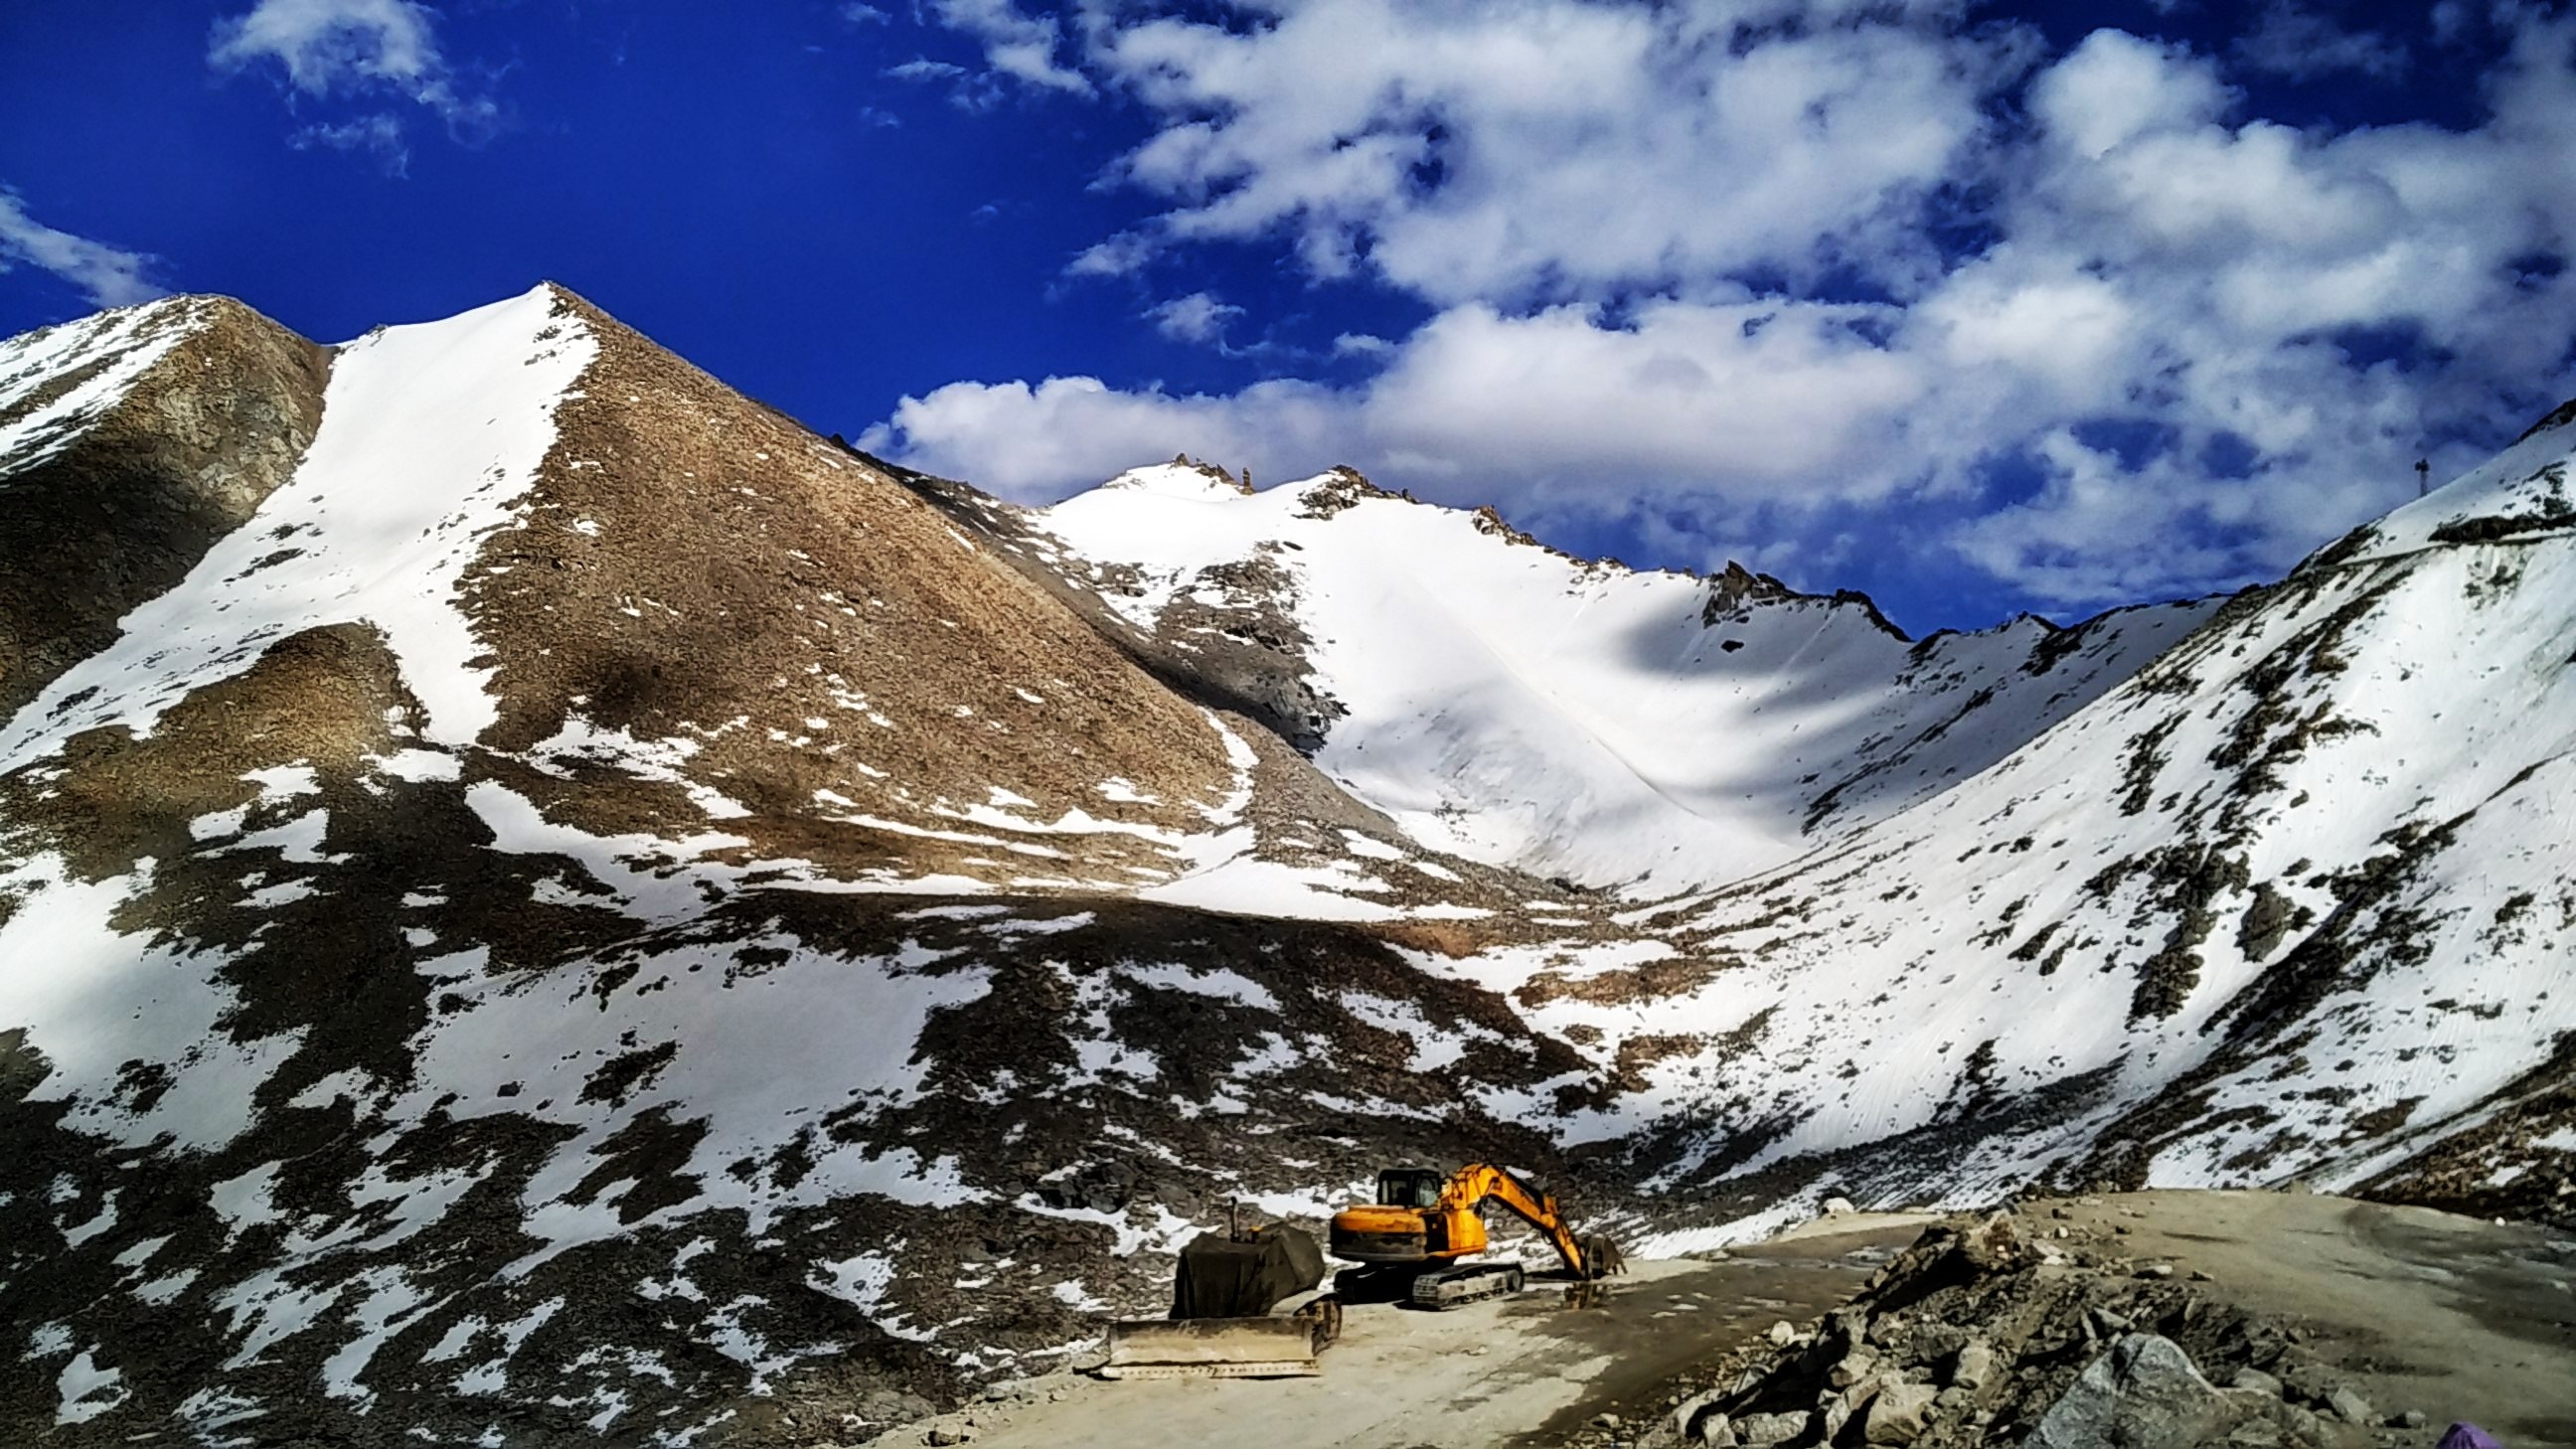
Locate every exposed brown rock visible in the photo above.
<box><xmin>0</xmin><ymin>297</ymin><xmax>330</xmax><ymax>720</ymax></box>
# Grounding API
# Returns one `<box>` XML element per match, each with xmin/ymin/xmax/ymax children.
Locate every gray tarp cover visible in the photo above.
<box><xmin>1169</xmin><ymin>1226</ymin><xmax>1327</xmax><ymax>1319</ymax></box>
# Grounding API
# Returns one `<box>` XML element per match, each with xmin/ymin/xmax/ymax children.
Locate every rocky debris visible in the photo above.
<box><xmin>2028</xmin><ymin>1334</ymin><xmax>2225</xmax><ymax>1449</ymax></box>
<box><xmin>2234</xmin><ymin>1368</ymin><xmax>2286</xmax><ymax>1397</ymax></box>
<box><xmin>2327</xmin><ymin>1386</ymin><xmax>2375</xmax><ymax>1426</ymax></box>
<box><xmin>1951</xmin><ymin>1342</ymin><xmax>1996</xmax><ymax>1394</ymax></box>
<box><xmin>1603</xmin><ymin>1208</ymin><xmax>2415</xmax><ymax>1449</ymax></box>
<box><xmin>1864</xmin><ymin>1382</ymin><xmax>1938</xmax><ymax>1445</ymax></box>
<box><xmin>1671</xmin><ymin>1391</ymin><xmax>1727</xmax><ymax>1442</ymax></box>
<box><xmin>1828</xmin><ymin>1349</ymin><xmax>1878</xmax><ymax>1389</ymax></box>
<box><xmin>1736</xmin><ymin>1410</ymin><xmax>1811</xmax><ymax>1445</ymax></box>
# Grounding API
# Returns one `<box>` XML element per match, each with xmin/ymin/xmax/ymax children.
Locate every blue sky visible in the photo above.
<box><xmin>3</xmin><ymin>0</ymin><xmax>2571</xmax><ymax>635</ymax></box>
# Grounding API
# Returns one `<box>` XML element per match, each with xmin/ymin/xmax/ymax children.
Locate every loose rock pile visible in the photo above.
<box><xmin>1608</xmin><ymin>1210</ymin><xmax>2434</xmax><ymax>1449</ymax></box>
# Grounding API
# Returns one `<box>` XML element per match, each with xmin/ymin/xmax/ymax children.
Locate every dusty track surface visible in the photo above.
<box><xmin>935</xmin><ymin>1224</ymin><xmax>1928</xmax><ymax>1449</ymax></box>
<box><xmin>1531</xmin><ymin>1191</ymin><xmax>2576</xmax><ymax>1449</ymax></box>
<box><xmin>2042</xmin><ymin>1191</ymin><xmax>2576</xmax><ymax>1447</ymax></box>
<box><xmin>916</xmin><ymin>1194</ymin><xmax>2576</xmax><ymax>1449</ymax></box>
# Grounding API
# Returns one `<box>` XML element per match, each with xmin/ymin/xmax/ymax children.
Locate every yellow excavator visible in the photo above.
<box><xmin>1329</xmin><ymin>1163</ymin><xmax>1621</xmax><ymax>1309</ymax></box>
<box><xmin>1098</xmin><ymin>1164</ymin><xmax>1617</xmax><ymax>1379</ymax></box>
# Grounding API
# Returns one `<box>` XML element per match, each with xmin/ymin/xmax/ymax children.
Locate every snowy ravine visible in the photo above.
<box><xmin>0</xmin><ymin>286</ymin><xmax>2570</xmax><ymax>1447</ymax></box>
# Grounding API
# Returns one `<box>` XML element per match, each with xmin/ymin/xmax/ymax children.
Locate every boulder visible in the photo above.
<box><xmin>2229</xmin><ymin>1416</ymin><xmax>2284</xmax><ymax>1447</ymax></box>
<box><xmin>2231</xmin><ymin>1368</ymin><xmax>2284</xmax><ymax>1397</ymax></box>
<box><xmin>2221</xmin><ymin>1397</ymin><xmax>2346</xmax><ymax>1449</ymax></box>
<box><xmin>1736</xmin><ymin>1410</ymin><xmax>1810</xmax><ymax>1446</ymax></box>
<box><xmin>1952</xmin><ymin>1341</ymin><xmax>1997</xmax><ymax>1393</ymax></box>
<box><xmin>2281</xmin><ymin>1363</ymin><xmax>2338</xmax><ymax>1403</ymax></box>
<box><xmin>1863</xmin><ymin>1382</ymin><xmax>1939</xmax><ymax>1445</ymax></box>
<box><xmin>1826</xmin><ymin>1307</ymin><xmax>1869</xmax><ymax>1354</ymax></box>
<box><xmin>2326</xmin><ymin>1387</ymin><xmax>2374</xmax><ymax>1426</ymax></box>
<box><xmin>2029</xmin><ymin>1334</ymin><xmax>2226</xmax><ymax>1449</ymax></box>
<box><xmin>1672</xmin><ymin>1391</ymin><xmax>1725</xmax><ymax>1442</ymax></box>
<box><xmin>1768</xmin><ymin>1321</ymin><xmax>1800</xmax><ymax>1348</ymax></box>
<box><xmin>1681</xmin><ymin>1401</ymin><xmax>1736</xmax><ymax>1447</ymax></box>
<box><xmin>1908</xmin><ymin>1324</ymin><xmax>1972</xmax><ymax>1364</ymax></box>
<box><xmin>1829</xmin><ymin>1351</ymin><xmax>1879</xmax><ymax>1390</ymax></box>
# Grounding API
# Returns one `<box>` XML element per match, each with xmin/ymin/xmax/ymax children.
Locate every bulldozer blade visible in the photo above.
<box><xmin>1099</xmin><ymin>1317</ymin><xmax>1321</xmax><ymax>1379</ymax></box>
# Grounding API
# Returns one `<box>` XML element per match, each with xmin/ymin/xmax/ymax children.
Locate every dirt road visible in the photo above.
<box><xmin>933</xmin><ymin>1222</ymin><xmax>1929</xmax><ymax>1449</ymax></box>
<box><xmin>2041</xmin><ymin>1191</ymin><xmax>2576</xmax><ymax>1448</ymax></box>
<box><xmin>902</xmin><ymin>1193</ymin><xmax>2576</xmax><ymax>1449</ymax></box>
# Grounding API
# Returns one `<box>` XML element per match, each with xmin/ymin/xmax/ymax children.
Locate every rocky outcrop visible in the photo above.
<box><xmin>0</xmin><ymin>297</ymin><xmax>330</xmax><ymax>719</ymax></box>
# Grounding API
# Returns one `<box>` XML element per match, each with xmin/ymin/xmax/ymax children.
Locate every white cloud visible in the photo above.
<box><xmin>1084</xmin><ymin>0</ymin><xmax>2014</xmax><ymax>304</ymax></box>
<box><xmin>1358</xmin><ymin>299</ymin><xmax>1930</xmax><ymax>492</ymax></box>
<box><xmin>885</xmin><ymin>1</ymin><xmax>2576</xmax><ymax>614</ymax></box>
<box><xmin>1146</xmin><ymin>291</ymin><xmax>1243</xmax><ymax>345</ymax></box>
<box><xmin>2235</xmin><ymin>1</ymin><xmax>2410</xmax><ymax>81</ymax></box>
<box><xmin>0</xmin><ymin>193</ymin><xmax>165</xmax><ymax>309</ymax></box>
<box><xmin>872</xmin><ymin>294</ymin><xmax>1935</xmax><ymax>508</ymax></box>
<box><xmin>2026</xmin><ymin>29</ymin><xmax>2230</xmax><ymax>161</ymax></box>
<box><xmin>289</xmin><ymin>112</ymin><xmax>410</xmax><ymax>173</ymax></box>
<box><xmin>887</xmin><ymin>58</ymin><xmax>969</xmax><ymax>81</ymax></box>
<box><xmin>209</xmin><ymin>0</ymin><xmax>498</xmax><ymax>152</ymax></box>
<box><xmin>862</xmin><ymin>374</ymin><xmax>1347</xmax><ymax>498</ymax></box>
<box><xmin>921</xmin><ymin>0</ymin><xmax>1090</xmax><ymax>97</ymax></box>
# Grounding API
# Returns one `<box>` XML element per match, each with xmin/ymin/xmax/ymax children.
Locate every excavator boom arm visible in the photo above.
<box><xmin>1441</xmin><ymin>1165</ymin><xmax>1591</xmax><ymax>1278</ymax></box>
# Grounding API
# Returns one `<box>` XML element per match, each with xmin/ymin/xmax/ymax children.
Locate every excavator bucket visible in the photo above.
<box><xmin>1098</xmin><ymin>1316</ymin><xmax>1323</xmax><ymax>1379</ymax></box>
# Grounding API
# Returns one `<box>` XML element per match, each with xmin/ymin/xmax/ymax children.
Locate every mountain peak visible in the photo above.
<box><xmin>2310</xmin><ymin>398</ymin><xmax>2576</xmax><ymax>569</ymax></box>
<box><xmin>2511</xmin><ymin>393</ymin><xmax>2576</xmax><ymax>445</ymax></box>
<box><xmin>1099</xmin><ymin>456</ymin><xmax>1253</xmax><ymax>499</ymax></box>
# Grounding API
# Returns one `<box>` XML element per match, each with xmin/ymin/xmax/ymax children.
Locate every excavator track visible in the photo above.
<box><xmin>1408</xmin><ymin>1261</ymin><xmax>1526</xmax><ymax>1310</ymax></box>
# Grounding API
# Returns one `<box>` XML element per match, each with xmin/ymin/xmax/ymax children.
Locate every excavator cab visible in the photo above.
<box><xmin>1375</xmin><ymin>1168</ymin><xmax>1446</xmax><ymax>1208</ymax></box>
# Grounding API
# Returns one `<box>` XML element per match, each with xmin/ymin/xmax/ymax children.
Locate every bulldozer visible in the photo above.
<box><xmin>1099</xmin><ymin>1214</ymin><xmax>1344</xmax><ymax>1379</ymax></box>
<box><xmin>1328</xmin><ymin>1163</ymin><xmax>1620</xmax><ymax>1309</ymax></box>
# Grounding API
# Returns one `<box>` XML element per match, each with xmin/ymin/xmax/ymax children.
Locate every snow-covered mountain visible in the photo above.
<box><xmin>0</xmin><ymin>286</ymin><xmax>2567</xmax><ymax>1446</ymax></box>
<box><xmin>957</xmin><ymin>432</ymin><xmax>2576</xmax><ymax>1241</ymax></box>
<box><xmin>1021</xmin><ymin>460</ymin><xmax>2210</xmax><ymax>891</ymax></box>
